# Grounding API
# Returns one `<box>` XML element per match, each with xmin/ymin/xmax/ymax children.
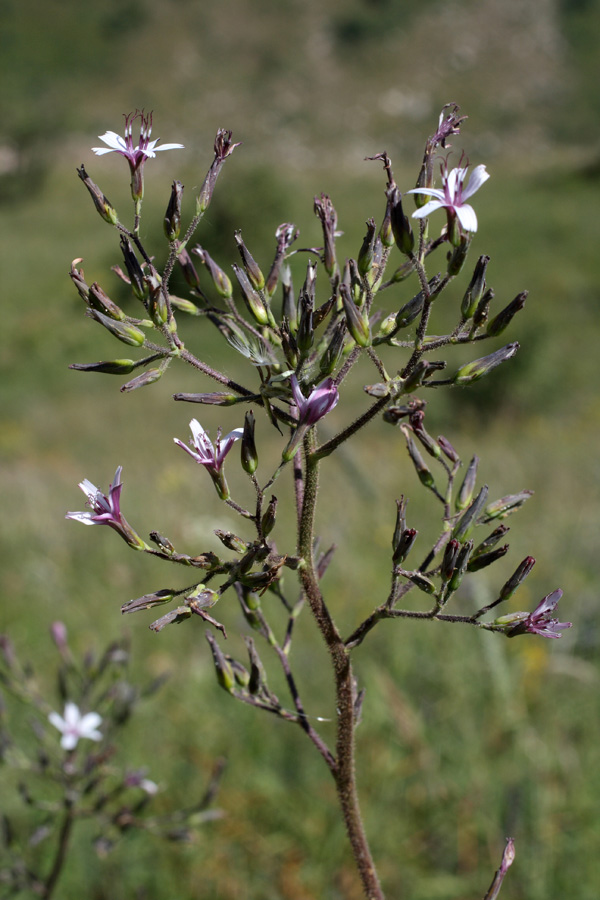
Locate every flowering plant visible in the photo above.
<box><xmin>62</xmin><ymin>104</ymin><xmax>570</xmax><ymax>898</ymax></box>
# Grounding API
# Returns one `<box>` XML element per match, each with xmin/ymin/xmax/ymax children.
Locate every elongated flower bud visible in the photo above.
<box><xmin>314</xmin><ymin>194</ymin><xmax>338</xmax><ymax>278</ymax></box>
<box><xmin>440</xmin><ymin>539</ymin><xmax>460</xmax><ymax>582</ymax></box>
<box><xmin>76</xmin><ymin>165</ymin><xmax>118</xmax><ymax>225</ymax></box>
<box><xmin>261</xmin><ymin>495</ymin><xmax>278</xmax><ymax>537</ymax></box>
<box><xmin>70</xmin><ymin>359</ymin><xmax>137</xmax><ymax>375</ymax></box>
<box><xmin>467</xmin><ymin>544</ymin><xmax>509</xmax><ymax>572</ymax></box>
<box><xmin>196</xmin><ymin>129</ymin><xmax>240</xmax><ymax>214</ymax></box>
<box><xmin>473</xmin><ymin>287</ymin><xmax>494</xmax><ymax>329</ymax></box>
<box><xmin>178</xmin><ymin>247</ymin><xmax>201</xmax><ymax>289</ymax></box>
<box><xmin>232</xmin><ymin>264</ymin><xmax>270</xmax><ymax>326</ymax></box>
<box><xmin>486</xmin><ymin>291</ymin><xmax>527</xmax><ymax>337</ymax></box>
<box><xmin>88</xmin><ymin>282</ymin><xmax>126</xmax><ymax>320</ymax></box>
<box><xmin>119</xmin><ymin>237</ymin><xmax>147</xmax><ymax>300</ymax></box>
<box><xmin>499</xmin><ymin>556</ymin><xmax>536</xmax><ymax>601</ymax></box>
<box><xmin>453</xmin><ymin>343</ymin><xmax>519</xmax><ymax>385</ymax></box>
<box><xmin>447</xmin><ymin>540</ymin><xmax>473</xmax><ymax>591</ymax></box>
<box><xmin>392</xmin><ymin>496</ymin><xmax>407</xmax><ymax>549</ymax></box>
<box><xmin>358</xmin><ymin>218</ymin><xmax>377</xmax><ymax>275</ymax></box>
<box><xmin>148</xmin><ymin>284</ymin><xmax>168</xmax><ymax>326</ymax></box>
<box><xmin>472</xmin><ymin>525</ymin><xmax>509</xmax><ymax>558</ymax></box>
<box><xmin>402</xmin><ymin>426</ymin><xmax>435</xmax><ymax>489</ymax></box>
<box><xmin>456</xmin><ymin>455</ymin><xmax>479</xmax><ymax>510</ymax></box>
<box><xmin>392</xmin><ymin>527</ymin><xmax>418</xmax><ymax>565</ymax></box>
<box><xmin>340</xmin><ymin>283</ymin><xmax>370</xmax><ymax>347</ymax></box>
<box><xmin>241</xmin><ymin>411</ymin><xmax>258</xmax><ymax>475</ymax></box>
<box><xmin>164</xmin><ymin>180</ymin><xmax>183</xmax><ymax>242</ymax></box>
<box><xmin>266</xmin><ymin>223</ymin><xmax>298</xmax><ymax>297</ymax></box>
<box><xmin>193</xmin><ymin>246</ymin><xmax>233</xmax><ymax>299</ymax></box>
<box><xmin>483</xmin><ymin>490</ymin><xmax>533</xmax><ymax>522</ymax></box>
<box><xmin>409</xmin><ymin>409</ymin><xmax>440</xmax><ymax>459</ymax></box>
<box><xmin>461</xmin><ymin>255</ymin><xmax>490</xmax><ymax>319</ymax></box>
<box><xmin>387</xmin><ymin>186</ymin><xmax>414</xmax><ymax>256</ymax></box>
<box><xmin>234</xmin><ymin>230</ymin><xmax>265</xmax><ymax>290</ymax></box>
<box><xmin>447</xmin><ymin>234</ymin><xmax>471</xmax><ymax>276</ymax></box>
<box><xmin>453</xmin><ymin>484</ymin><xmax>489</xmax><ymax>542</ymax></box>
<box><xmin>205</xmin><ymin>632</ymin><xmax>235</xmax><ymax>692</ymax></box>
<box><xmin>88</xmin><ymin>310</ymin><xmax>146</xmax><ymax>346</ymax></box>
<box><xmin>120</xmin><ymin>367</ymin><xmax>163</xmax><ymax>393</ymax></box>
<box><xmin>319</xmin><ymin>320</ymin><xmax>347</xmax><ymax>376</ymax></box>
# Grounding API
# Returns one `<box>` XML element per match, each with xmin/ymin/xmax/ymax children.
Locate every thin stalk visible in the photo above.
<box><xmin>298</xmin><ymin>430</ymin><xmax>385</xmax><ymax>900</ymax></box>
<box><xmin>42</xmin><ymin>799</ymin><xmax>75</xmax><ymax>899</ymax></box>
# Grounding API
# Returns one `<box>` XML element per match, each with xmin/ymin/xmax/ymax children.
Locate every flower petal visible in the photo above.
<box><xmin>411</xmin><ymin>198</ymin><xmax>445</xmax><ymax>220</ymax></box>
<box><xmin>455</xmin><ymin>203</ymin><xmax>478</xmax><ymax>232</ymax></box>
<box><xmin>462</xmin><ymin>164</ymin><xmax>490</xmax><ymax>200</ymax></box>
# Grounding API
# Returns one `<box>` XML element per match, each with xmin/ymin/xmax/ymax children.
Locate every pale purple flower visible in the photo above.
<box><xmin>508</xmin><ymin>589</ymin><xmax>572</xmax><ymax>639</ymax></box>
<box><xmin>174</xmin><ymin>419</ymin><xmax>243</xmax><ymax>499</ymax></box>
<box><xmin>408</xmin><ymin>159</ymin><xmax>489</xmax><ymax>233</ymax></box>
<box><xmin>92</xmin><ymin>110</ymin><xmax>184</xmax><ymax>200</ymax></box>
<box><xmin>48</xmin><ymin>702</ymin><xmax>102</xmax><ymax>750</ymax></box>
<box><xmin>290</xmin><ymin>375</ymin><xmax>339</xmax><ymax>426</ymax></box>
<box><xmin>66</xmin><ymin>467</ymin><xmax>145</xmax><ymax>549</ymax></box>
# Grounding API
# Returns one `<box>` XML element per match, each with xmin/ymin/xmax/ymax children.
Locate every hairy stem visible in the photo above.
<box><xmin>298</xmin><ymin>431</ymin><xmax>385</xmax><ymax>899</ymax></box>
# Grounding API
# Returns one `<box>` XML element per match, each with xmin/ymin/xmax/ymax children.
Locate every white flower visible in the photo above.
<box><xmin>48</xmin><ymin>702</ymin><xmax>103</xmax><ymax>750</ymax></box>
<box><xmin>92</xmin><ymin>110</ymin><xmax>184</xmax><ymax>168</ymax></box>
<box><xmin>408</xmin><ymin>160</ymin><xmax>489</xmax><ymax>233</ymax></box>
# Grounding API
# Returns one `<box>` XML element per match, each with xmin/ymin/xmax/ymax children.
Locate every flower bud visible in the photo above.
<box><xmin>88</xmin><ymin>282</ymin><xmax>126</xmax><ymax>320</ymax></box>
<box><xmin>88</xmin><ymin>310</ymin><xmax>146</xmax><ymax>346</ymax></box>
<box><xmin>499</xmin><ymin>556</ymin><xmax>536</xmax><ymax>601</ymax></box>
<box><xmin>297</xmin><ymin>283</ymin><xmax>315</xmax><ymax>356</ymax></box>
<box><xmin>314</xmin><ymin>194</ymin><xmax>339</xmax><ymax>278</ymax></box>
<box><xmin>452</xmin><ymin>484</ymin><xmax>489</xmax><ymax>542</ymax></box>
<box><xmin>447</xmin><ymin>540</ymin><xmax>473</xmax><ymax>591</ymax></box>
<box><xmin>169</xmin><ymin>295</ymin><xmax>202</xmax><ymax>316</ymax></box>
<box><xmin>453</xmin><ymin>343</ymin><xmax>519</xmax><ymax>385</ymax></box>
<box><xmin>473</xmin><ymin>288</ymin><xmax>494</xmax><ymax>329</ymax></box>
<box><xmin>173</xmin><ymin>391</ymin><xmax>245</xmax><ymax>405</ymax></box>
<box><xmin>232</xmin><ymin>264</ymin><xmax>270</xmax><ymax>326</ymax></box>
<box><xmin>340</xmin><ymin>283</ymin><xmax>370</xmax><ymax>348</ymax></box>
<box><xmin>409</xmin><ymin>409</ymin><xmax>440</xmax><ymax>458</ymax></box>
<box><xmin>234</xmin><ymin>230</ymin><xmax>265</xmax><ymax>290</ymax></box>
<box><xmin>266</xmin><ymin>223</ymin><xmax>298</xmax><ymax>296</ymax></box>
<box><xmin>205</xmin><ymin>632</ymin><xmax>235</xmax><ymax>692</ymax></box>
<box><xmin>196</xmin><ymin>129</ymin><xmax>240</xmax><ymax>214</ymax></box>
<box><xmin>193</xmin><ymin>246</ymin><xmax>233</xmax><ymax>299</ymax></box>
<box><xmin>387</xmin><ymin>186</ymin><xmax>414</xmax><ymax>256</ymax></box>
<box><xmin>69</xmin><ymin>359</ymin><xmax>137</xmax><ymax>374</ymax></box>
<box><xmin>148</xmin><ymin>284</ymin><xmax>168</xmax><ymax>326</ymax></box>
<box><xmin>461</xmin><ymin>255</ymin><xmax>490</xmax><ymax>319</ymax></box>
<box><xmin>119</xmin><ymin>237</ymin><xmax>147</xmax><ymax>301</ymax></box>
<box><xmin>379</xmin><ymin>193</ymin><xmax>395</xmax><ymax>248</ymax></box>
<box><xmin>401</xmin><ymin>359</ymin><xmax>433</xmax><ymax>393</ymax></box>
<box><xmin>483</xmin><ymin>490</ymin><xmax>533</xmax><ymax>522</ymax></box>
<box><xmin>69</xmin><ymin>258</ymin><xmax>89</xmax><ymax>301</ymax></box>
<box><xmin>402</xmin><ymin>426</ymin><xmax>435</xmax><ymax>489</ymax></box>
<box><xmin>440</xmin><ymin>539</ymin><xmax>460</xmax><ymax>582</ymax></box>
<box><xmin>214</xmin><ymin>530</ymin><xmax>248</xmax><ymax>553</ymax></box>
<box><xmin>241</xmin><ymin>411</ymin><xmax>258</xmax><ymax>475</ymax></box>
<box><xmin>358</xmin><ymin>218</ymin><xmax>377</xmax><ymax>275</ymax></box>
<box><xmin>408</xmin><ymin>572</ymin><xmax>436</xmax><ymax>594</ymax></box>
<box><xmin>281</xmin><ymin>264</ymin><xmax>297</xmax><ymax>330</ymax></box>
<box><xmin>76</xmin><ymin>165</ymin><xmax>119</xmax><ymax>225</ymax></box>
<box><xmin>392</xmin><ymin>496</ymin><xmax>407</xmax><ymax>548</ymax></box>
<box><xmin>120</xmin><ymin>368</ymin><xmax>163</xmax><ymax>393</ymax></box>
<box><xmin>392</xmin><ymin>527</ymin><xmax>418</xmax><ymax>565</ymax></box>
<box><xmin>466</xmin><ymin>544</ymin><xmax>509</xmax><ymax>572</ymax></box>
<box><xmin>261</xmin><ymin>495</ymin><xmax>278</xmax><ymax>537</ymax></box>
<box><xmin>456</xmin><ymin>455</ymin><xmax>479</xmax><ymax>510</ymax></box>
<box><xmin>164</xmin><ymin>180</ymin><xmax>183</xmax><ymax>242</ymax></box>
<box><xmin>472</xmin><ymin>525</ymin><xmax>509</xmax><ymax>558</ymax></box>
<box><xmin>178</xmin><ymin>247</ymin><xmax>201</xmax><ymax>289</ymax></box>
<box><xmin>319</xmin><ymin>320</ymin><xmax>347</xmax><ymax>377</ymax></box>
<box><xmin>437</xmin><ymin>435</ymin><xmax>460</xmax><ymax>464</ymax></box>
<box><xmin>122</xmin><ymin>589</ymin><xmax>177</xmax><ymax>615</ymax></box>
<box><xmin>447</xmin><ymin>234</ymin><xmax>471</xmax><ymax>276</ymax></box>
<box><xmin>486</xmin><ymin>291</ymin><xmax>527</xmax><ymax>337</ymax></box>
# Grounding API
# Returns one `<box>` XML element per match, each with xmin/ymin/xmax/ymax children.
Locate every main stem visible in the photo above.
<box><xmin>298</xmin><ymin>431</ymin><xmax>385</xmax><ymax>900</ymax></box>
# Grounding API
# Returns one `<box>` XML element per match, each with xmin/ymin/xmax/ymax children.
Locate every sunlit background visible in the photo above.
<box><xmin>2</xmin><ymin>0</ymin><xmax>600</xmax><ymax>897</ymax></box>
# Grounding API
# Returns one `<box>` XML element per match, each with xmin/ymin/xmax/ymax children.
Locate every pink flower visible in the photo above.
<box><xmin>507</xmin><ymin>589</ymin><xmax>572</xmax><ymax>639</ymax></box>
<box><xmin>92</xmin><ymin>110</ymin><xmax>184</xmax><ymax>199</ymax></box>
<box><xmin>174</xmin><ymin>419</ymin><xmax>243</xmax><ymax>500</ymax></box>
<box><xmin>408</xmin><ymin>159</ymin><xmax>489</xmax><ymax>234</ymax></box>
<box><xmin>66</xmin><ymin>467</ymin><xmax>145</xmax><ymax>549</ymax></box>
<box><xmin>48</xmin><ymin>702</ymin><xmax>102</xmax><ymax>750</ymax></box>
<box><xmin>290</xmin><ymin>375</ymin><xmax>339</xmax><ymax>426</ymax></box>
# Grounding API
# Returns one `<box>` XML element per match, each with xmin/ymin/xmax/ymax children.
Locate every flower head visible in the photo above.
<box><xmin>92</xmin><ymin>111</ymin><xmax>184</xmax><ymax>200</ymax></box>
<box><xmin>408</xmin><ymin>158</ymin><xmax>489</xmax><ymax>235</ymax></box>
<box><xmin>48</xmin><ymin>702</ymin><xmax>102</xmax><ymax>750</ymax></box>
<box><xmin>66</xmin><ymin>467</ymin><xmax>145</xmax><ymax>549</ymax></box>
<box><xmin>290</xmin><ymin>375</ymin><xmax>339</xmax><ymax>427</ymax></box>
<box><xmin>174</xmin><ymin>419</ymin><xmax>243</xmax><ymax>499</ymax></box>
<box><xmin>506</xmin><ymin>589</ymin><xmax>572</xmax><ymax>639</ymax></box>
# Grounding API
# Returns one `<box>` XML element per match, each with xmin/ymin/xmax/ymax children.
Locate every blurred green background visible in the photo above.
<box><xmin>1</xmin><ymin>0</ymin><xmax>600</xmax><ymax>897</ymax></box>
